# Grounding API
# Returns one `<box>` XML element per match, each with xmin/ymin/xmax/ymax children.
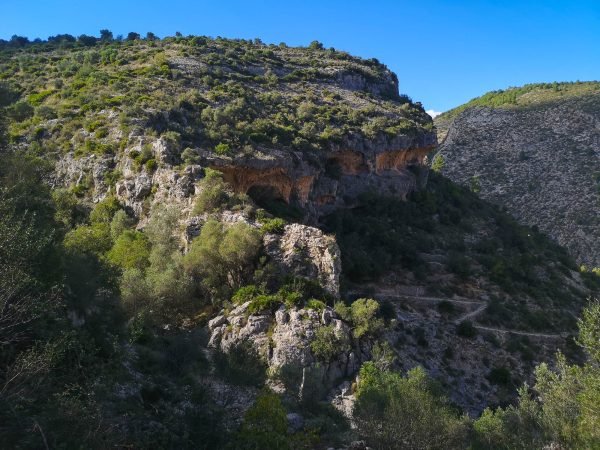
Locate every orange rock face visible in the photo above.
<box><xmin>210</xmin><ymin>145</ymin><xmax>434</xmax><ymax>213</ymax></box>
<box><xmin>375</xmin><ymin>146</ymin><xmax>434</xmax><ymax>174</ymax></box>
<box><xmin>328</xmin><ymin>150</ymin><xmax>369</xmax><ymax>175</ymax></box>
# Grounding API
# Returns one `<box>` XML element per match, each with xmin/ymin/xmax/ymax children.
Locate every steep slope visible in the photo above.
<box><xmin>0</xmin><ymin>36</ymin><xmax>435</xmax><ymax>219</ymax></box>
<box><xmin>435</xmin><ymin>82</ymin><xmax>600</xmax><ymax>267</ymax></box>
<box><xmin>324</xmin><ymin>172</ymin><xmax>596</xmax><ymax>412</ymax></box>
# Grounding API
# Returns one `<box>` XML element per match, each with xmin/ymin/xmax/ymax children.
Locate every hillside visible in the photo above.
<box><xmin>0</xmin><ymin>35</ymin><xmax>435</xmax><ymax>220</ymax></box>
<box><xmin>435</xmin><ymin>82</ymin><xmax>600</xmax><ymax>267</ymax></box>
<box><xmin>1</xmin><ymin>36</ymin><xmax>599</xmax><ymax>449</ymax></box>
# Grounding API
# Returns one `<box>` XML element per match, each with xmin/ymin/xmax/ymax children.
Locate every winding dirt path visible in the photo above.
<box><xmin>473</xmin><ymin>325</ymin><xmax>565</xmax><ymax>339</ymax></box>
<box><xmin>351</xmin><ymin>289</ymin><xmax>567</xmax><ymax>340</ymax></box>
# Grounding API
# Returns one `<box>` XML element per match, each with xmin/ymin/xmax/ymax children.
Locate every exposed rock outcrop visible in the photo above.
<box><xmin>201</xmin><ymin>133</ymin><xmax>436</xmax><ymax>218</ymax></box>
<box><xmin>264</xmin><ymin>223</ymin><xmax>341</xmax><ymax>297</ymax></box>
<box><xmin>436</xmin><ymin>96</ymin><xmax>600</xmax><ymax>266</ymax></box>
<box><xmin>208</xmin><ymin>302</ymin><xmax>370</xmax><ymax>396</ymax></box>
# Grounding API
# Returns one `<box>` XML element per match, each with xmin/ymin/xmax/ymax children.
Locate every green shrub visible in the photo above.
<box><xmin>181</xmin><ymin>147</ymin><xmax>199</xmax><ymax>164</ymax></box>
<box><xmin>36</xmin><ymin>105</ymin><xmax>57</xmax><ymax>120</ymax></box>
<box><xmin>63</xmin><ymin>223</ymin><xmax>112</xmax><ymax>255</ymax></box>
<box><xmin>89</xmin><ymin>196</ymin><xmax>121</xmax><ymax>224</ymax></box>
<box><xmin>214</xmin><ymin>142</ymin><xmax>230</xmax><ymax>155</ymax></box>
<box><xmin>232</xmin><ymin>285</ymin><xmax>263</xmax><ymax>305</ymax></box>
<box><xmin>310</xmin><ymin>325</ymin><xmax>349</xmax><ymax>362</ymax></box>
<box><xmin>193</xmin><ymin>169</ymin><xmax>229</xmax><ymax>214</ymax></box>
<box><xmin>354</xmin><ymin>363</ymin><xmax>469</xmax><ymax>449</ymax></box>
<box><xmin>145</xmin><ymin>158</ymin><xmax>157</xmax><ymax>172</ymax></box>
<box><xmin>306</xmin><ymin>299</ymin><xmax>326</xmax><ymax>311</ymax></box>
<box><xmin>107</xmin><ymin>230</ymin><xmax>150</xmax><ymax>270</ymax></box>
<box><xmin>183</xmin><ymin>219</ymin><xmax>262</xmax><ymax>301</ymax></box>
<box><xmin>120</xmin><ymin>268</ymin><xmax>150</xmax><ymax>315</ymax></box>
<box><xmin>260</xmin><ymin>217</ymin><xmax>286</xmax><ymax>234</ymax></box>
<box><xmin>52</xmin><ymin>188</ymin><xmax>82</xmax><ymax>227</ymax></box>
<box><xmin>247</xmin><ymin>294</ymin><xmax>281</xmax><ymax>314</ymax></box>
<box><xmin>109</xmin><ymin>209</ymin><xmax>134</xmax><ymax>239</ymax></box>
<box><xmin>335</xmin><ymin>298</ymin><xmax>384</xmax><ymax>339</ymax></box>
<box><xmin>233</xmin><ymin>390</ymin><xmax>289</xmax><ymax>449</ymax></box>
<box><xmin>8</xmin><ymin>101</ymin><xmax>34</xmax><ymax>122</ymax></box>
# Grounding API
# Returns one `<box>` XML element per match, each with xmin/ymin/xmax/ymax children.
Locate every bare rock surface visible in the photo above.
<box><xmin>437</xmin><ymin>97</ymin><xmax>600</xmax><ymax>266</ymax></box>
<box><xmin>264</xmin><ymin>223</ymin><xmax>342</xmax><ymax>297</ymax></box>
<box><xmin>208</xmin><ymin>303</ymin><xmax>369</xmax><ymax>395</ymax></box>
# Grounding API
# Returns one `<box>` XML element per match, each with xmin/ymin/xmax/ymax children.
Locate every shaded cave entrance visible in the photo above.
<box><xmin>247</xmin><ymin>185</ymin><xmax>303</xmax><ymax>220</ymax></box>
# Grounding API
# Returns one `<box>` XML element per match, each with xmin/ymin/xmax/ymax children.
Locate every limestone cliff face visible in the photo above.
<box><xmin>200</xmin><ymin>132</ymin><xmax>436</xmax><ymax>219</ymax></box>
<box><xmin>264</xmin><ymin>224</ymin><xmax>341</xmax><ymax>297</ymax></box>
<box><xmin>436</xmin><ymin>96</ymin><xmax>600</xmax><ymax>267</ymax></box>
<box><xmin>53</xmin><ymin>129</ymin><xmax>436</xmax><ymax>221</ymax></box>
<box><xmin>208</xmin><ymin>302</ymin><xmax>370</xmax><ymax>396</ymax></box>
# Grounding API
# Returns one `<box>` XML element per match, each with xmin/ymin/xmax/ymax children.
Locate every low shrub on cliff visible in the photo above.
<box><xmin>310</xmin><ymin>324</ymin><xmax>350</xmax><ymax>363</ymax></box>
<box><xmin>193</xmin><ymin>169</ymin><xmax>229</xmax><ymax>214</ymax></box>
<box><xmin>334</xmin><ymin>298</ymin><xmax>384</xmax><ymax>339</ymax></box>
<box><xmin>260</xmin><ymin>217</ymin><xmax>286</xmax><ymax>234</ymax></box>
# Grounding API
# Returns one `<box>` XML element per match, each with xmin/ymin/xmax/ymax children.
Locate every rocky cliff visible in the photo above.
<box><xmin>2</xmin><ymin>36</ymin><xmax>435</xmax><ymax>220</ymax></box>
<box><xmin>435</xmin><ymin>82</ymin><xmax>600</xmax><ymax>267</ymax></box>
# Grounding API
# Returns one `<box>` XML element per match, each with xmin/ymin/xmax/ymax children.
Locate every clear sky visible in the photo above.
<box><xmin>2</xmin><ymin>0</ymin><xmax>599</xmax><ymax>114</ymax></box>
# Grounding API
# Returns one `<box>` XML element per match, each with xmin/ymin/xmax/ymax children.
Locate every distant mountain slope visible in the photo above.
<box><xmin>435</xmin><ymin>82</ymin><xmax>600</xmax><ymax>267</ymax></box>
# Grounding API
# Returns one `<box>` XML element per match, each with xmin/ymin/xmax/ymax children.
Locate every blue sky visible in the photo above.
<box><xmin>2</xmin><ymin>0</ymin><xmax>599</xmax><ymax>114</ymax></box>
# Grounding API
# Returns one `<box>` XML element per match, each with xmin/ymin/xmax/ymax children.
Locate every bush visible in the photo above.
<box><xmin>335</xmin><ymin>298</ymin><xmax>384</xmax><ymax>339</ymax></box>
<box><xmin>260</xmin><ymin>217</ymin><xmax>286</xmax><ymax>234</ymax></box>
<box><xmin>52</xmin><ymin>188</ymin><xmax>82</xmax><ymax>227</ymax></box>
<box><xmin>214</xmin><ymin>142</ymin><xmax>230</xmax><ymax>155</ymax></box>
<box><xmin>181</xmin><ymin>147</ymin><xmax>199</xmax><ymax>164</ymax></box>
<box><xmin>7</xmin><ymin>101</ymin><xmax>34</xmax><ymax>122</ymax></box>
<box><xmin>120</xmin><ymin>205</ymin><xmax>195</xmax><ymax>319</ymax></box>
<box><xmin>310</xmin><ymin>325</ymin><xmax>349</xmax><ymax>363</ymax></box>
<box><xmin>232</xmin><ymin>390</ymin><xmax>289</xmax><ymax>449</ymax></box>
<box><xmin>193</xmin><ymin>169</ymin><xmax>229</xmax><ymax>214</ymax></box>
<box><xmin>107</xmin><ymin>230</ymin><xmax>150</xmax><ymax>270</ymax></box>
<box><xmin>247</xmin><ymin>294</ymin><xmax>280</xmax><ymax>314</ymax></box>
<box><xmin>306</xmin><ymin>299</ymin><xmax>326</xmax><ymax>311</ymax></box>
<box><xmin>63</xmin><ymin>223</ymin><xmax>112</xmax><ymax>255</ymax></box>
<box><xmin>120</xmin><ymin>268</ymin><xmax>150</xmax><ymax>315</ymax></box>
<box><xmin>232</xmin><ymin>285</ymin><xmax>263</xmax><ymax>305</ymax></box>
<box><xmin>109</xmin><ymin>209</ymin><xmax>134</xmax><ymax>239</ymax></box>
<box><xmin>89</xmin><ymin>196</ymin><xmax>121</xmax><ymax>224</ymax></box>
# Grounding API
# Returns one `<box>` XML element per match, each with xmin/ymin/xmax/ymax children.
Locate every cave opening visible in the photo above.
<box><xmin>247</xmin><ymin>184</ymin><xmax>303</xmax><ymax>220</ymax></box>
